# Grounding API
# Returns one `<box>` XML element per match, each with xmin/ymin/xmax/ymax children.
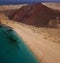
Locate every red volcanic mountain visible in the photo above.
<box><xmin>9</xmin><ymin>3</ymin><xmax>60</xmax><ymax>27</ymax></box>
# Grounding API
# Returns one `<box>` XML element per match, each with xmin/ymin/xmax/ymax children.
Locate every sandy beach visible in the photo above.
<box><xmin>0</xmin><ymin>17</ymin><xmax>60</xmax><ymax>63</ymax></box>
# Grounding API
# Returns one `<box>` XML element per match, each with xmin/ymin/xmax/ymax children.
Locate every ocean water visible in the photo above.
<box><xmin>0</xmin><ymin>0</ymin><xmax>59</xmax><ymax>5</ymax></box>
<box><xmin>0</xmin><ymin>25</ymin><xmax>39</xmax><ymax>63</ymax></box>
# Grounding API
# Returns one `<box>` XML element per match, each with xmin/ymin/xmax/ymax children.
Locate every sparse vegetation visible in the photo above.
<box><xmin>19</xmin><ymin>23</ymin><xmax>60</xmax><ymax>44</ymax></box>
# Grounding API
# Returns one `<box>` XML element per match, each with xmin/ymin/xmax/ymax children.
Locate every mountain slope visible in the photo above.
<box><xmin>10</xmin><ymin>3</ymin><xmax>60</xmax><ymax>27</ymax></box>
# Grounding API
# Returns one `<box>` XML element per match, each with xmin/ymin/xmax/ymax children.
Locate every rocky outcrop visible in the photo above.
<box><xmin>10</xmin><ymin>3</ymin><xmax>60</xmax><ymax>27</ymax></box>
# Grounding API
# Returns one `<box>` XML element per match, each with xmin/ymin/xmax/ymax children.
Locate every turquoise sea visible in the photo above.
<box><xmin>0</xmin><ymin>25</ymin><xmax>39</xmax><ymax>63</ymax></box>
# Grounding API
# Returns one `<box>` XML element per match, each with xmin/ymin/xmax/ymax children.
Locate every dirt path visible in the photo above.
<box><xmin>1</xmin><ymin>20</ymin><xmax>60</xmax><ymax>63</ymax></box>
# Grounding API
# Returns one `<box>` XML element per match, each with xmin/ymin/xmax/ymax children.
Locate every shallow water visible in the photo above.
<box><xmin>0</xmin><ymin>26</ymin><xmax>39</xmax><ymax>63</ymax></box>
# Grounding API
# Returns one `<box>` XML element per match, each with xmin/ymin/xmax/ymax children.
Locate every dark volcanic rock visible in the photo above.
<box><xmin>10</xmin><ymin>3</ymin><xmax>60</xmax><ymax>27</ymax></box>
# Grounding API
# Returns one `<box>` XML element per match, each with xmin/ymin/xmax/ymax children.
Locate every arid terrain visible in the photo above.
<box><xmin>0</xmin><ymin>13</ymin><xmax>60</xmax><ymax>63</ymax></box>
<box><xmin>9</xmin><ymin>3</ymin><xmax>60</xmax><ymax>27</ymax></box>
<box><xmin>0</xmin><ymin>3</ymin><xmax>60</xmax><ymax>27</ymax></box>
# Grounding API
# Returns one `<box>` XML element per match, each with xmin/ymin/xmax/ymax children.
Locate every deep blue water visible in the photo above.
<box><xmin>0</xmin><ymin>26</ymin><xmax>39</xmax><ymax>63</ymax></box>
<box><xmin>0</xmin><ymin>0</ymin><xmax>60</xmax><ymax>5</ymax></box>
